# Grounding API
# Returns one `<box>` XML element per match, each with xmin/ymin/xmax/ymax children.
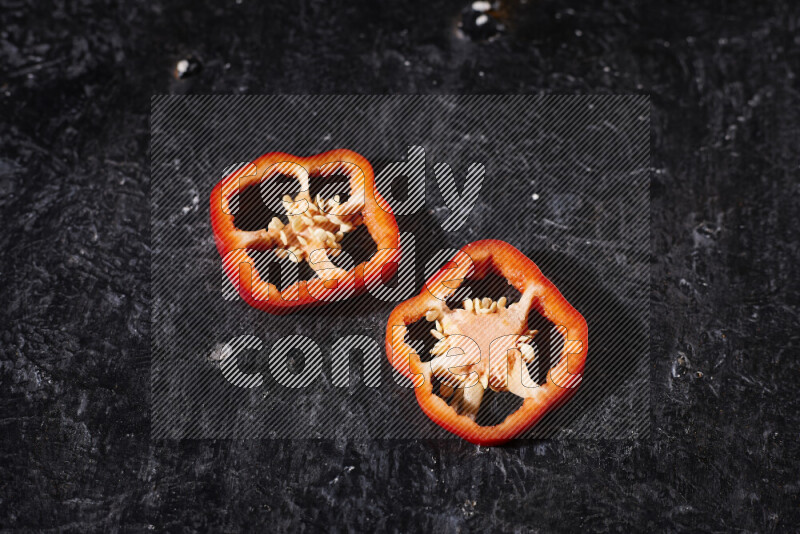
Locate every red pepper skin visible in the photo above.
<box><xmin>210</xmin><ymin>149</ymin><xmax>400</xmax><ymax>314</ymax></box>
<box><xmin>385</xmin><ymin>240</ymin><xmax>588</xmax><ymax>446</ymax></box>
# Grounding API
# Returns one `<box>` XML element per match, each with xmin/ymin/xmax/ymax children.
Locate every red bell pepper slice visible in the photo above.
<box><xmin>210</xmin><ymin>149</ymin><xmax>400</xmax><ymax>314</ymax></box>
<box><xmin>385</xmin><ymin>239</ymin><xmax>588</xmax><ymax>445</ymax></box>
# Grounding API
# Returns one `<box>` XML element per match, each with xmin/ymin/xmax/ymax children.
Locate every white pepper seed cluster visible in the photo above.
<box><xmin>266</xmin><ymin>192</ymin><xmax>363</xmax><ymax>266</ymax></box>
<box><xmin>420</xmin><ymin>293</ymin><xmax>541</xmax><ymax>419</ymax></box>
<box><xmin>425</xmin><ymin>297</ymin><xmax>538</xmax><ymax>358</ymax></box>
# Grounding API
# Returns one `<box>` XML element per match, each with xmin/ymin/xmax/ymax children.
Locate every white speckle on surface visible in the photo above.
<box><xmin>531</xmin><ymin>193</ymin><xmax>539</xmax><ymax>201</ymax></box>
<box><xmin>181</xmin><ymin>194</ymin><xmax>200</xmax><ymax>214</ymax></box>
<box><xmin>575</xmin><ymin>29</ymin><xmax>583</xmax><ymax>37</ymax></box>
<box><xmin>472</xmin><ymin>1</ymin><xmax>491</xmax><ymax>12</ymax></box>
<box><xmin>404</xmin><ymin>60</ymin><xmax>411</xmax><ymax>67</ymax></box>
<box><xmin>176</xmin><ymin>59</ymin><xmax>189</xmax><ymax>76</ymax></box>
<box><xmin>208</xmin><ymin>343</ymin><xmax>233</xmax><ymax>362</ymax></box>
<box><xmin>475</xmin><ymin>14</ymin><xmax>489</xmax><ymax>26</ymax></box>
<box><xmin>77</xmin><ymin>391</ymin><xmax>88</xmax><ymax>416</ymax></box>
<box><xmin>478</xmin><ymin>71</ymin><xmax>485</xmax><ymax>77</ymax></box>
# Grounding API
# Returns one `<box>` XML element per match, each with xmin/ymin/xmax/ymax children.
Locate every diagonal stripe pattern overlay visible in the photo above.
<box><xmin>150</xmin><ymin>95</ymin><xmax>650</xmax><ymax>439</ymax></box>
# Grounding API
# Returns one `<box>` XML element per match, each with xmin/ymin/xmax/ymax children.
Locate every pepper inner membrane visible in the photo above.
<box><xmin>232</xmin><ymin>171</ymin><xmax>367</xmax><ymax>283</ymax></box>
<box><xmin>408</xmin><ymin>274</ymin><xmax>558</xmax><ymax>425</ymax></box>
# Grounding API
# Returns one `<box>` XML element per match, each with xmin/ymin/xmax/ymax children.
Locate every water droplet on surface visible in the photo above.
<box><xmin>459</xmin><ymin>2</ymin><xmax>502</xmax><ymax>41</ymax></box>
<box><xmin>175</xmin><ymin>57</ymin><xmax>202</xmax><ymax>79</ymax></box>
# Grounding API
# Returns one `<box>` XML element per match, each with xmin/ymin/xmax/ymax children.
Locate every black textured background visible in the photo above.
<box><xmin>1</xmin><ymin>0</ymin><xmax>798</xmax><ymax>531</ymax></box>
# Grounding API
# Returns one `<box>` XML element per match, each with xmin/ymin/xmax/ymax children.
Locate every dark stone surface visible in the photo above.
<box><xmin>1</xmin><ymin>0</ymin><xmax>798</xmax><ymax>531</ymax></box>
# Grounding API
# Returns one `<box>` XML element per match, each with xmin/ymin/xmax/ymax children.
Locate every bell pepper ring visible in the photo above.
<box><xmin>210</xmin><ymin>149</ymin><xmax>400</xmax><ymax>314</ymax></box>
<box><xmin>385</xmin><ymin>240</ymin><xmax>588</xmax><ymax>445</ymax></box>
